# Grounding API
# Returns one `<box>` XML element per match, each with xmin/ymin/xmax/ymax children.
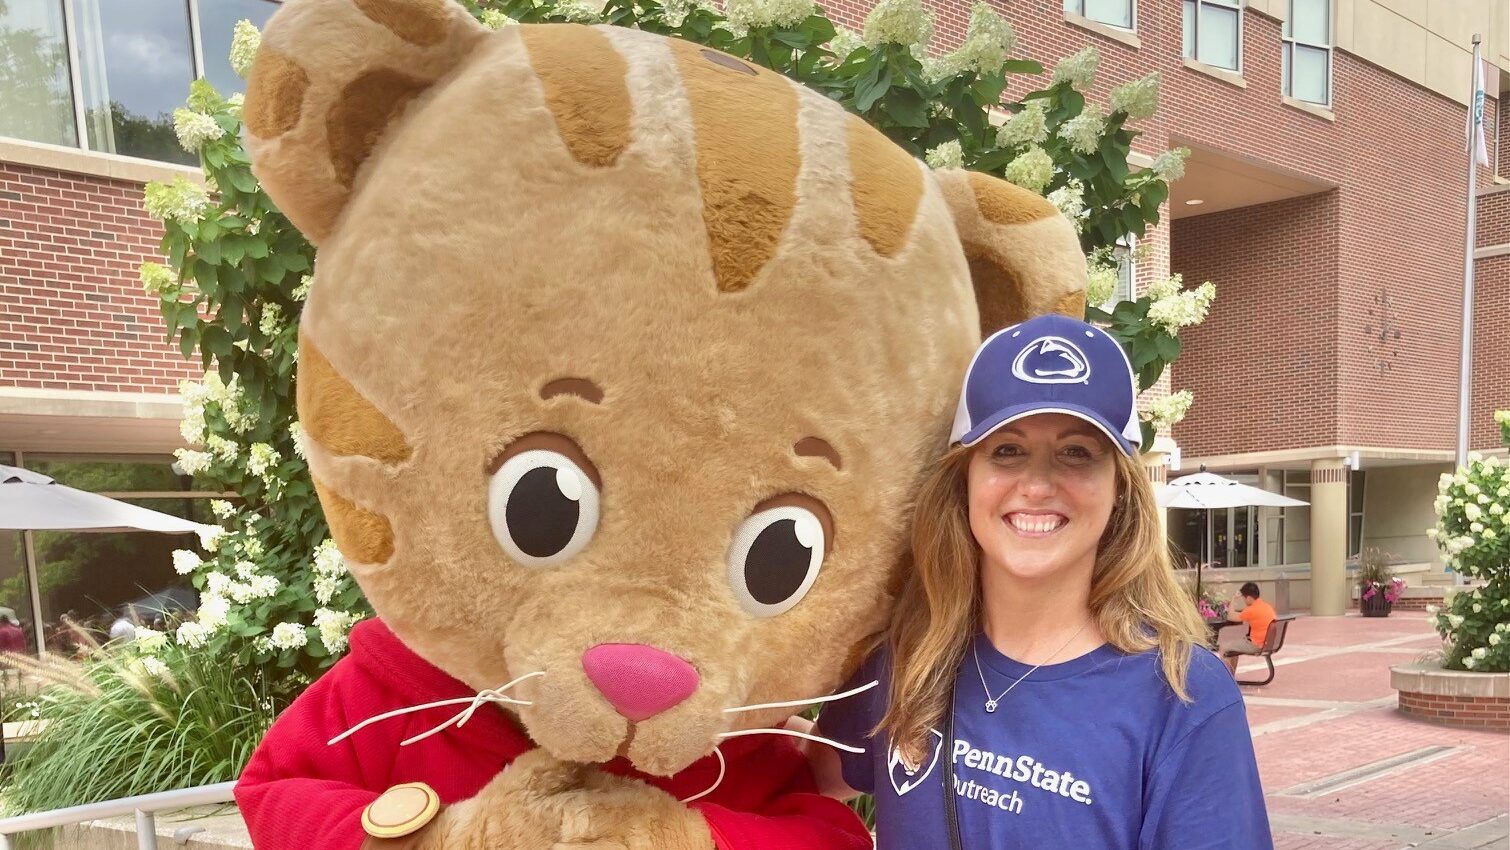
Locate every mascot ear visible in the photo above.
<box><xmin>243</xmin><ymin>0</ymin><xmax>487</xmax><ymax>243</ymax></box>
<box><xmin>934</xmin><ymin>169</ymin><xmax>1088</xmax><ymax>336</ymax></box>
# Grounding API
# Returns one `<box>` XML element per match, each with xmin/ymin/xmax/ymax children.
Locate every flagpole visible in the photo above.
<box><xmin>1457</xmin><ymin>33</ymin><xmax>1482</xmax><ymax>469</ymax></box>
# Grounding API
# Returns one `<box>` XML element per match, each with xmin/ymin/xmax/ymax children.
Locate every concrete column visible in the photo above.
<box><xmin>1142</xmin><ymin>450</ymin><xmax>1169</xmax><ymax>537</ymax></box>
<box><xmin>1309</xmin><ymin>458</ymin><xmax>1350</xmax><ymax>616</ymax></box>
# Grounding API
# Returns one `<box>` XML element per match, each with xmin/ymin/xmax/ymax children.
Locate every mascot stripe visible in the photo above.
<box><xmin>313</xmin><ymin>476</ymin><xmax>396</xmax><ymax>563</ymax></box>
<box><xmin>519</xmin><ymin>25</ymin><xmax>632</xmax><ymax>168</ymax></box>
<box><xmin>964</xmin><ymin>248</ymin><xmax>1030</xmax><ymax>335</ymax></box>
<box><xmin>328</xmin><ymin>68</ymin><xmax>434</xmax><ymax>187</ymax></box>
<box><xmin>846</xmin><ymin>116</ymin><xmax>922</xmax><ymax>258</ymax></box>
<box><xmin>353</xmin><ymin>0</ymin><xmax>450</xmax><ymax>45</ymax></box>
<box><xmin>244</xmin><ymin>48</ymin><xmax>309</xmax><ymax>139</ymax></box>
<box><xmin>966</xmin><ymin>171</ymin><xmax>1057</xmax><ymax>225</ymax></box>
<box><xmin>670</xmin><ymin>38</ymin><xmax>799</xmax><ymax>293</ymax></box>
<box><xmin>1052</xmin><ymin>290</ymin><xmax>1087</xmax><ymax>318</ymax></box>
<box><xmin>298</xmin><ymin>338</ymin><xmax>415</xmax><ymax>463</ymax></box>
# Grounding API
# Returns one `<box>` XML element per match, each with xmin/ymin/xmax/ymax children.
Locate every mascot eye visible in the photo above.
<box><xmin>488</xmin><ymin>447</ymin><xmax>600</xmax><ymax>566</ymax></box>
<box><xmin>727</xmin><ymin>500</ymin><xmax>829</xmax><ymax>617</ymax></box>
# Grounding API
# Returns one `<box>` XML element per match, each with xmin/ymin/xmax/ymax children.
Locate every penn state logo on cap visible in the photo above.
<box><xmin>1012</xmin><ymin>336</ymin><xmax>1091</xmax><ymax>384</ymax></box>
<box><xmin>950</xmin><ymin>314</ymin><xmax>1141</xmax><ymax>455</ymax></box>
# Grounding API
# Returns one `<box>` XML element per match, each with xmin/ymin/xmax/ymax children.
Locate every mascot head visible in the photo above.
<box><xmin>244</xmin><ymin>0</ymin><xmax>1085</xmax><ymax>777</ymax></box>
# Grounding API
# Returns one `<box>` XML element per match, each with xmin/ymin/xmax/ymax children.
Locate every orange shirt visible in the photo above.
<box><xmin>1238</xmin><ymin>598</ymin><xmax>1277</xmax><ymax>646</ymax></box>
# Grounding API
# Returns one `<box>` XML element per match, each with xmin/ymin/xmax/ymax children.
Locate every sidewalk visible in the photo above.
<box><xmin>1235</xmin><ymin>612</ymin><xmax>1509</xmax><ymax>850</ymax></box>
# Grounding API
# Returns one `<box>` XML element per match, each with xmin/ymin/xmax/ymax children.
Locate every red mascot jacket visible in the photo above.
<box><xmin>235</xmin><ymin>620</ymin><xmax>871</xmax><ymax>850</ymax></box>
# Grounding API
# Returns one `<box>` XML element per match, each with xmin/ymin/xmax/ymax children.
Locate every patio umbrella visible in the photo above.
<box><xmin>0</xmin><ymin>464</ymin><xmax>215</xmax><ymax>534</ymax></box>
<box><xmin>1159</xmin><ymin>472</ymin><xmax>1309</xmax><ymax>597</ymax></box>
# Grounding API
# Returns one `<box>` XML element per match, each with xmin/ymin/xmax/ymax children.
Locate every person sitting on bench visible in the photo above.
<box><xmin>1221</xmin><ymin>582</ymin><xmax>1276</xmax><ymax>676</ymax></box>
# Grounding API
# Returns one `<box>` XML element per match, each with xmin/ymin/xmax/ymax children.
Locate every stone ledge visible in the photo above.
<box><xmin>1393</xmin><ymin>662</ymin><xmax>1510</xmax><ymax>730</ymax></box>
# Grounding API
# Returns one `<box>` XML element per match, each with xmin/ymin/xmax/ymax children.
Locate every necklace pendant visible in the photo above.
<box><xmin>985</xmin><ymin>699</ymin><xmax>998</xmax><ymax>713</ymax></box>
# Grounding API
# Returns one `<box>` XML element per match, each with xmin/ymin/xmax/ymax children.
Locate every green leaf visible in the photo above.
<box><xmin>1100</xmin><ymin>144</ymin><xmax>1129</xmax><ymax>182</ymax></box>
<box><xmin>1155</xmin><ymin>332</ymin><xmax>1182</xmax><ymax>361</ymax></box>
<box><xmin>1001</xmin><ymin>59</ymin><xmax>1044</xmax><ymax>75</ymax></box>
<box><xmin>882</xmin><ymin>91</ymin><xmax>930</xmax><ymax>128</ymax></box>
<box><xmin>853</xmin><ymin>55</ymin><xmax>891</xmax><ymax>112</ymax></box>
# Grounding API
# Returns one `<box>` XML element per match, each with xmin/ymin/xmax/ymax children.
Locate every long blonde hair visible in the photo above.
<box><xmin>880</xmin><ymin>441</ymin><xmax>1206</xmax><ymax>765</ymax></box>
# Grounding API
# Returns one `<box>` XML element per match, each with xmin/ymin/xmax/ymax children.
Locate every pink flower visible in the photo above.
<box><xmin>1363</xmin><ymin>586</ymin><xmax>1376</xmax><ymax>601</ymax></box>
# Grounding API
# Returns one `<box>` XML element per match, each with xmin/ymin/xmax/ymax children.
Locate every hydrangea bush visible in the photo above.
<box><xmin>143</xmin><ymin>3</ymin><xmax>1213</xmax><ymax>693</ymax></box>
<box><xmin>140</xmin><ymin>33</ymin><xmax>365</xmax><ymax>692</ymax></box>
<box><xmin>1426</xmin><ymin>410</ymin><xmax>1510</xmax><ymax>672</ymax></box>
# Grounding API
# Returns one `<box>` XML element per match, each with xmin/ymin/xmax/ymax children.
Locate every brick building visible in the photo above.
<box><xmin>1</xmin><ymin>0</ymin><xmax>1506</xmax><ymax>650</ymax></box>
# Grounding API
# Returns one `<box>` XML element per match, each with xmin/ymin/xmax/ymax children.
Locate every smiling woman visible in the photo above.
<box><xmin>812</xmin><ymin>313</ymin><xmax>1272</xmax><ymax>850</ymax></box>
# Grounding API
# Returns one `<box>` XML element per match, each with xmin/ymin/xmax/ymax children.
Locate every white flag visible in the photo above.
<box><xmin>1468</xmin><ymin>54</ymin><xmax>1490</xmax><ymax>167</ymax></box>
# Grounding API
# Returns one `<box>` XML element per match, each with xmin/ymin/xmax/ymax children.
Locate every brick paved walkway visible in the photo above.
<box><xmin>1233</xmin><ymin>612</ymin><xmax>1508</xmax><ymax>849</ymax></box>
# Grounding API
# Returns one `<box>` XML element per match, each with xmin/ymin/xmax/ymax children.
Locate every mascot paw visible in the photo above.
<box><xmin>421</xmin><ymin>750</ymin><xmax>713</xmax><ymax>850</ymax></box>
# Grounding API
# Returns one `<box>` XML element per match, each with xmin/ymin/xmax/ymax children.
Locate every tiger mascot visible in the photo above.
<box><xmin>232</xmin><ymin>0</ymin><xmax>1088</xmax><ymax>847</ymax></box>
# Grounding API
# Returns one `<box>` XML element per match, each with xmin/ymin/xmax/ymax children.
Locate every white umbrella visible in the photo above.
<box><xmin>1160</xmin><ymin>472</ymin><xmax>1310</xmax><ymax>510</ymax></box>
<box><xmin>0</xmin><ymin>464</ymin><xmax>215</xmax><ymax>534</ymax></box>
<box><xmin>1159</xmin><ymin>472</ymin><xmax>1308</xmax><ymax>598</ymax></box>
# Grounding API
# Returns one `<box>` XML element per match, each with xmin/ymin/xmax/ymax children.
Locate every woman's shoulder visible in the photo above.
<box><xmin>1105</xmin><ymin>643</ymin><xmax>1243</xmax><ymax>717</ymax></box>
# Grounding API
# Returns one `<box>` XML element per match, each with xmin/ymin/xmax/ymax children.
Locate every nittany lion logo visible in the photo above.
<box><xmin>1012</xmin><ymin>336</ymin><xmax>1091</xmax><ymax>384</ymax></box>
<box><xmin>888</xmin><ymin>728</ymin><xmax>945</xmax><ymax>797</ymax></box>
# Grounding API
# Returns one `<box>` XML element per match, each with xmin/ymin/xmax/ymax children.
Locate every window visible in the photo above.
<box><xmin>1064</xmin><ymin>0</ymin><xmax>1134</xmax><ymax>30</ymax></box>
<box><xmin>1183</xmin><ymin>0</ymin><xmax>1243</xmax><ymax>72</ymax></box>
<box><xmin>1282</xmin><ymin>0</ymin><xmax>1330</xmax><ymax>105</ymax></box>
<box><xmin>1098</xmin><ymin>236</ymin><xmax>1136</xmax><ymax>311</ymax></box>
<box><xmin>0</xmin><ymin>0</ymin><xmax>78</xmax><ymax>147</ymax></box>
<box><xmin>1347</xmin><ymin>469</ymin><xmax>1365</xmax><ymax>558</ymax></box>
<box><xmin>0</xmin><ymin>0</ymin><xmax>279</xmax><ymax>164</ymax></box>
<box><xmin>3</xmin><ymin>455</ymin><xmax>226</xmax><ymax>657</ymax></box>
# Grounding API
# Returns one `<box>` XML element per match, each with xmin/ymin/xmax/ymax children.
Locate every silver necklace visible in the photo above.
<box><xmin>972</xmin><ymin>621</ymin><xmax>1090</xmax><ymax>713</ymax></box>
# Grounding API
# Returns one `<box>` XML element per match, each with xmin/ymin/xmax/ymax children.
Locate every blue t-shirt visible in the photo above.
<box><xmin>820</xmin><ymin>634</ymin><xmax>1272</xmax><ymax>850</ymax></box>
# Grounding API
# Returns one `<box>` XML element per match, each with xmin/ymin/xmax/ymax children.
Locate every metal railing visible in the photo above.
<box><xmin>0</xmin><ymin>782</ymin><xmax>237</xmax><ymax>850</ymax></box>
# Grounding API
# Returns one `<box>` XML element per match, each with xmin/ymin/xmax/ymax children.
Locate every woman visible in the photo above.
<box><xmin>806</xmin><ymin>314</ymin><xmax>1271</xmax><ymax>849</ymax></box>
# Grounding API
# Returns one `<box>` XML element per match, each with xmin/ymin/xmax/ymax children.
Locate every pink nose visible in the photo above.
<box><xmin>581</xmin><ymin>643</ymin><xmax>699</xmax><ymax>722</ymax></box>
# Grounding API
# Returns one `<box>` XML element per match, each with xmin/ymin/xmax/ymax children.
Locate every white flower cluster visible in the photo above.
<box><xmin>292</xmin><ymin>274</ymin><xmax>313</xmax><ymax>301</ymax></box>
<box><xmin>726</xmin><ymin>0</ymin><xmax>814</xmax><ymax>30</ymax></box>
<box><xmin>270</xmin><ymin>622</ymin><xmax>308</xmax><ymax>651</ymax></box>
<box><xmin>1047</xmin><ymin>179</ymin><xmax>1085</xmax><ymax>226</ymax></box>
<box><xmin>313</xmin><ymin>539</ymin><xmax>350</xmax><ymax>605</ymax></box>
<box><xmin>553</xmin><ymin>0</ymin><xmax>605</xmax><ymax>22</ymax></box>
<box><xmin>314</xmin><ymin>608</ymin><xmax>361</xmax><ymax>654</ymax></box>
<box><xmin>132</xmin><ymin>656</ymin><xmax>172</xmax><ymax>679</ymax></box>
<box><xmin>1109</xmin><ymin>72</ymin><xmax>1160</xmax><ymax>119</ymax></box>
<box><xmin>1144</xmin><ymin>275</ymin><xmax>1215</xmax><ymax>333</ymax></box>
<box><xmin>259</xmin><ymin>303</ymin><xmax>284</xmax><ymax>339</ymax></box>
<box><xmin>1085</xmin><ymin>259</ymin><xmax>1119</xmax><ymax>306</ymax></box>
<box><xmin>230</xmin><ymin>20</ymin><xmax>261</xmax><ymax>78</ymax></box>
<box><xmin>1152</xmin><ymin>147</ymin><xmax>1190</xmax><ymax>183</ymax></box>
<box><xmin>247</xmin><ymin>443</ymin><xmax>282</xmax><ymax>481</ymax></box>
<box><xmin>173</xmin><ymin>107</ymin><xmax>224</xmax><ymax>153</ymax></box>
<box><xmin>134</xmin><ymin>627</ymin><xmax>168</xmax><ymax>653</ymax></box>
<box><xmin>289</xmin><ymin>421</ymin><xmax>308</xmax><ymax>459</ymax></box>
<box><xmin>1053</xmin><ymin>46</ymin><xmax>1098</xmax><ymax>92</ymax></box>
<box><xmin>480</xmin><ymin>9</ymin><xmax>516</xmax><ymax>28</ymax></box>
<box><xmin>140</xmin><ymin>262</ymin><xmax>177</xmax><ymax>297</ymax></box>
<box><xmin>1141</xmin><ymin>390</ymin><xmax>1194</xmax><ymax>431</ymax></box>
<box><xmin>1058</xmin><ymin>106</ymin><xmax>1104</xmax><ymax>155</ymax></box>
<box><xmin>144</xmin><ymin>177</ymin><xmax>211</xmax><ymax>226</ymax></box>
<box><xmin>828</xmin><ymin>28</ymin><xmax>864</xmax><ymax>61</ymax></box>
<box><xmin>934</xmin><ymin>3</ymin><xmax>1015</xmax><ymax>77</ymax></box>
<box><xmin>925</xmin><ymin>139</ymin><xmax>963</xmax><ymax>169</ymax></box>
<box><xmin>173</xmin><ymin>549</ymin><xmax>202</xmax><ymax>575</ymax></box>
<box><xmin>996</xmin><ymin>101</ymin><xmax>1048</xmax><ymax>148</ymax></box>
<box><xmin>1002</xmin><ymin>147</ymin><xmax>1053</xmax><ymax>194</ymax></box>
<box><xmin>863</xmin><ymin>0</ymin><xmax>933</xmax><ymax>49</ymax></box>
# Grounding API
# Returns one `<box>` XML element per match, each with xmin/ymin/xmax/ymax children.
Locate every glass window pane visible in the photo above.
<box><xmin>72</xmin><ymin>0</ymin><xmax>196</xmax><ymax>164</ymax></box>
<box><xmin>198</xmin><ymin>0</ymin><xmax>279</xmax><ymax>98</ymax></box>
<box><xmin>1183</xmin><ymin>0</ymin><xmax>1196</xmax><ymax>58</ymax></box>
<box><xmin>0</xmin><ymin>0</ymin><xmax>78</xmax><ymax>147</ymax></box>
<box><xmin>26</xmin><ymin>456</ymin><xmax>187</xmax><ymax>492</ymax></box>
<box><xmin>1084</xmin><ymin>0</ymin><xmax>1132</xmax><ymax>28</ymax></box>
<box><xmin>1282</xmin><ymin>42</ymin><xmax>1291</xmax><ymax>94</ymax></box>
<box><xmin>0</xmin><ymin>530</ymin><xmax>37</xmax><ymax>656</ymax></box>
<box><xmin>1291</xmin><ymin>0</ymin><xmax>1329</xmax><ymax>45</ymax></box>
<box><xmin>1063</xmin><ymin>0</ymin><xmax>1081</xmax><ymax>15</ymax></box>
<box><xmin>1197</xmin><ymin>3</ymin><xmax>1239</xmax><ymax>70</ymax></box>
<box><xmin>1292</xmin><ymin>44</ymin><xmax>1329</xmax><ymax>103</ymax></box>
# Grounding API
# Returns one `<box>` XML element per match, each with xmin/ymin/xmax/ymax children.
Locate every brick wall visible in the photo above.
<box><xmin>1472</xmin><ymin>253</ymin><xmax>1509</xmax><ymax>450</ymax></box>
<box><xmin>0</xmin><ymin>163</ymin><xmax>194</xmax><ymax>393</ymax></box>
<box><xmin>1397</xmin><ymin>690</ymin><xmax>1510</xmax><ymax>730</ymax></box>
<box><xmin>1170</xmin><ymin>193</ymin><xmax>1340</xmax><ymax>457</ymax></box>
<box><xmin>1479</xmin><ymin>187</ymin><xmax>1510</xmax><ymax>248</ymax></box>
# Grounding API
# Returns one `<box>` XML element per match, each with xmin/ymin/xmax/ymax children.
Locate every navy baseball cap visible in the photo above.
<box><xmin>949</xmin><ymin>314</ymin><xmax>1141</xmax><ymax>455</ymax></box>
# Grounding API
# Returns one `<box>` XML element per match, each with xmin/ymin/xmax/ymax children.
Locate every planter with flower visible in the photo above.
<box><xmin>1356</xmin><ymin>548</ymin><xmax>1404</xmax><ymax>617</ymax></box>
